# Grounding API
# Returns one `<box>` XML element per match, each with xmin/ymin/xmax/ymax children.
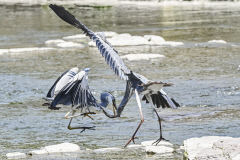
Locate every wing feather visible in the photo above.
<box><xmin>49</xmin><ymin>4</ymin><xmax>130</xmax><ymax>80</ymax></box>
<box><xmin>49</xmin><ymin>72</ymin><xmax>99</xmax><ymax>110</ymax></box>
<box><xmin>46</xmin><ymin>70</ymin><xmax>69</xmax><ymax>98</ymax></box>
<box><xmin>142</xmin><ymin>89</ymin><xmax>180</xmax><ymax>109</ymax></box>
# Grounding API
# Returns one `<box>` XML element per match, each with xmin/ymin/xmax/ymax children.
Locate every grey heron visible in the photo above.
<box><xmin>46</xmin><ymin>67</ymin><xmax>117</xmax><ymax>132</ymax></box>
<box><xmin>49</xmin><ymin>4</ymin><xmax>180</xmax><ymax>147</ymax></box>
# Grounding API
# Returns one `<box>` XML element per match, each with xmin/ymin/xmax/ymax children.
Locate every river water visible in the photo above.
<box><xmin>0</xmin><ymin>2</ymin><xmax>240</xmax><ymax>159</ymax></box>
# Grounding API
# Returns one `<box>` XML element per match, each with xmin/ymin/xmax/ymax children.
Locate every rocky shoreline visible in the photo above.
<box><xmin>5</xmin><ymin>136</ymin><xmax>240</xmax><ymax>160</ymax></box>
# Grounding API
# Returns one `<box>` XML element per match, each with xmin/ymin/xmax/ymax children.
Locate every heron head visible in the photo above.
<box><xmin>100</xmin><ymin>92</ymin><xmax>116</xmax><ymax>109</ymax></box>
<box><xmin>84</xmin><ymin>68</ymin><xmax>91</xmax><ymax>73</ymax></box>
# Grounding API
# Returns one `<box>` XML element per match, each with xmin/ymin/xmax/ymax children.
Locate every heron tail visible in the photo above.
<box><xmin>142</xmin><ymin>89</ymin><xmax>180</xmax><ymax>109</ymax></box>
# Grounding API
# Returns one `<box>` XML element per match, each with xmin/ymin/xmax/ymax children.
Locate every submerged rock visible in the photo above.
<box><xmin>43</xmin><ymin>142</ymin><xmax>81</xmax><ymax>154</ymax></box>
<box><xmin>6</xmin><ymin>152</ymin><xmax>27</xmax><ymax>159</ymax></box>
<box><xmin>56</xmin><ymin>41</ymin><xmax>84</xmax><ymax>48</ymax></box>
<box><xmin>145</xmin><ymin>145</ymin><xmax>174</xmax><ymax>154</ymax></box>
<box><xmin>0</xmin><ymin>47</ymin><xmax>54</xmax><ymax>55</ymax></box>
<box><xmin>184</xmin><ymin>136</ymin><xmax>240</xmax><ymax>160</ymax></box>
<box><xmin>121</xmin><ymin>54</ymin><xmax>165</xmax><ymax>61</ymax></box>
<box><xmin>88</xmin><ymin>32</ymin><xmax>183</xmax><ymax>47</ymax></box>
<box><xmin>93</xmin><ymin>147</ymin><xmax>123</xmax><ymax>153</ymax></box>
<box><xmin>141</xmin><ymin>140</ymin><xmax>175</xmax><ymax>154</ymax></box>
<box><xmin>29</xmin><ymin>149</ymin><xmax>48</xmax><ymax>155</ymax></box>
<box><xmin>141</xmin><ymin>140</ymin><xmax>173</xmax><ymax>147</ymax></box>
<box><xmin>208</xmin><ymin>40</ymin><xmax>227</xmax><ymax>44</ymax></box>
<box><xmin>45</xmin><ymin>39</ymin><xmax>65</xmax><ymax>45</ymax></box>
<box><xmin>27</xmin><ymin>142</ymin><xmax>81</xmax><ymax>157</ymax></box>
<box><xmin>62</xmin><ymin>34</ymin><xmax>86</xmax><ymax>40</ymax></box>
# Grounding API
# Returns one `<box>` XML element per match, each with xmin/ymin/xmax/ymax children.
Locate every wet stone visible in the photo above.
<box><xmin>121</xmin><ymin>53</ymin><xmax>165</xmax><ymax>61</ymax></box>
<box><xmin>141</xmin><ymin>140</ymin><xmax>175</xmax><ymax>155</ymax></box>
<box><xmin>145</xmin><ymin>145</ymin><xmax>174</xmax><ymax>154</ymax></box>
<box><xmin>93</xmin><ymin>147</ymin><xmax>124</xmax><ymax>153</ymax></box>
<box><xmin>43</xmin><ymin>142</ymin><xmax>81</xmax><ymax>154</ymax></box>
<box><xmin>184</xmin><ymin>136</ymin><xmax>240</xmax><ymax>160</ymax></box>
<box><xmin>6</xmin><ymin>152</ymin><xmax>27</xmax><ymax>159</ymax></box>
<box><xmin>141</xmin><ymin>140</ymin><xmax>173</xmax><ymax>147</ymax></box>
<box><xmin>28</xmin><ymin>149</ymin><xmax>48</xmax><ymax>155</ymax></box>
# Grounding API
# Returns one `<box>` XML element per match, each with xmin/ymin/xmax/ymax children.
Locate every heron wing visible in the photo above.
<box><xmin>49</xmin><ymin>4</ymin><xmax>130</xmax><ymax>80</ymax></box>
<box><xmin>142</xmin><ymin>89</ymin><xmax>180</xmax><ymax>109</ymax></box>
<box><xmin>46</xmin><ymin>69</ymin><xmax>69</xmax><ymax>98</ymax></box>
<box><xmin>50</xmin><ymin>73</ymin><xmax>99</xmax><ymax>109</ymax></box>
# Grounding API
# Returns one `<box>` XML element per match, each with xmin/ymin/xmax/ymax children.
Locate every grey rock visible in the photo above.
<box><xmin>6</xmin><ymin>152</ymin><xmax>27</xmax><ymax>159</ymax></box>
<box><xmin>184</xmin><ymin>136</ymin><xmax>240</xmax><ymax>160</ymax></box>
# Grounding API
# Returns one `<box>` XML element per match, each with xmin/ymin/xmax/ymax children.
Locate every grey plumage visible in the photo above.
<box><xmin>49</xmin><ymin>4</ymin><xmax>180</xmax><ymax>146</ymax></box>
<box><xmin>49</xmin><ymin>4</ymin><xmax>130</xmax><ymax>80</ymax></box>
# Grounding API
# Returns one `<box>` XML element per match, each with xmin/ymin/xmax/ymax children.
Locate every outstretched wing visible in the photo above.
<box><xmin>49</xmin><ymin>4</ymin><xmax>130</xmax><ymax>80</ymax></box>
<box><xmin>46</xmin><ymin>69</ymin><xmax>69</xmax><ymax>98</ymax></box>
<box><xmin>49</xmin><ymin>72</ymin><xmax>99</xmax><ymax>110</ymax></box>
<box><xmin>142</xmin><ymin>89</ymin><xmax>180</xmax><ymax>109</ymax></box>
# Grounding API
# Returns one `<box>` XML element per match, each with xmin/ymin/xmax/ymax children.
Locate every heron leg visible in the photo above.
<box><xmin>67</xmin><ymin>118</ymin><xmax>95</xmax><ymax>132</ymax></box>
<box><xmin>66</xmin><ymin>110</ymin><xmax>95</xmax><ymax>132</ymax></box>
<box><xmin>65</xmin><ymin>110</ymin><xmax>96</xmax><ymax>120</ymax></box>
<box><xmin>124</xmin><ymin>89</ymin><xmax>144</xmax><ymax>148</ymax></box>
<box><xmin>145</xmin><ymin>94</ymin><xmax>168</xmax><ymax>145</ymax></box>
<box><xmin>152</xmin><ymin>108</ymin><xmax>168</xmax><ymax>145</ymax></box>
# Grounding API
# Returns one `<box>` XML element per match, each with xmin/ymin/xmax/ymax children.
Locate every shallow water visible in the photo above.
<box><xmin>0</xmin><ymin>3</ymin><xmax>240</xmax><ymax>159</ymax></box>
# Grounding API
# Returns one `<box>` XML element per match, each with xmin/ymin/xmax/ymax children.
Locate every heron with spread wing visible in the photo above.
<box><xmin>49</xmin><ymin>4</ymin><xmax>180</xmax><ymax>147</ymax></box>
<box><xmin>46</xmin><ymin>67</ymin><xmax>117</xmax><ymax>132</ymax></box>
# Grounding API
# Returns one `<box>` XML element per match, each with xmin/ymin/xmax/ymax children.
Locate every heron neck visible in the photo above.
<box><xmin>99</xmin><ymin>101</ymin><xmax>109</xmax><ymax>108</ymax></box>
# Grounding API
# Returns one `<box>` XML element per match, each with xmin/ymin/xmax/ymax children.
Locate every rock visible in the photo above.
<box><xmin>62</xmin><ymin>34</ymin><xmax>86</xmax><ymax>40</ymax></box>
<box><xmin>141</xmin><ymin>140</ymin><xmax>174</xmax><ymax>154</ymax></box>
<box><xmin>56</xmin><ymin>42</ymin><xmax>84</xmax><ymax>48</ymax></box>
<box><xmin>127</xmin><ymin>144</ymin><xmax>144</xmax><ymax>149</ymax></box>
<box><xmin>45</xmin><ymin>39</ymin><xmax>65</xmax><ymax>45</ymax></box>
<box><xmin>88</xmin><ymin>32</ymin><xmax>183</xmax><ymax>47</ymax></box>
<box><xmin>145</xmin><ymin>145</ymin><xmax>174</xmax><ymax>154</ymax></box>
<box><xmin>141</xmin><ymin>140</ymin><xmax>173</xmax><ymax>147</ymax></box>
<box><xmin>6</xmin><ymin>152</ymin><xmax>27</xmax><ymax>159</ymax></box>
<box><xmin>96</xmin><ymin>31</ymin><xmax>118</xmax><ymax>38</ymax></box>
<box><xmin>109</xmin><ymin>35</ymin><xmax>149</xmax><ymax>46</ymax></box>
<box><xmin>0</xmin><ymin>47</ymin><xmax>54</xmax><ymax>55</ymax></box>
<box><xmin>43</xmin><ymin>143</ymin><xmax>81</xmax><ymax>154</ymax></box>
<box><xmin>208</xmin><ymin>40</ymin><xmax>227</xmax><ymax>44</ymax></box>
<box><xmin>238</xmin><ymin>65</ymin><xmax>240</xmax><ymax>71</ymax></box>
<box><xmin>160</xmin><ymin>41</ymin><xmax>184</xmax><ymax>47</ymax></box>
<box><xmin>144</xmin><ymin>35</ymin><xmax>165</xmax><ymax>44</ymax></box>
<box><xmin>184</xmin><ymin>136</ymin><xmax>240</xmax><ymax>160</ymax></box>
<box><xmin>93</xmin><ymin>147</ymin><xmax>123</xmax><ymax>153</ymax></box>
<box><xmin>121</xmin><ymin>54</ymin><xmax>165</xmax><ymax>61</ymax></box>
<box><xmin>28</xmin><ymin>149</ymin><xmax>48</xmax><ymax>155</ymax></box>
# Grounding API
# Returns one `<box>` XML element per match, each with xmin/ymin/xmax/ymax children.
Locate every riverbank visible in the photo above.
<box><xmin>1</xmin><ymin>0</ymin><xmax>240</xmax><ymax>7</ymax></box>
<box><xmin>5</xmin><ymin>136</ymin><xmax>240</xmax><ymax>160</ymax></box>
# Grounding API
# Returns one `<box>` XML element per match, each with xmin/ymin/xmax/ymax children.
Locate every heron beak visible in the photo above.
<box><xmin>112</xmin><ymin>99</ymin><xmax>117</xmax><ymax>116</ymax></box>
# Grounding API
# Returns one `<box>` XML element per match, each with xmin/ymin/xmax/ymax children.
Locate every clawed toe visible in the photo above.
<box><xmin>124</xmin><ymin>136</ymin><xmax>138</xmax><ymax>148</ymax></box>
<box><xmin>80</xmin><ymin>126</ymin><xmax>96</xmax><ymax>133</ymax></box>
<box><xmin>152</xmin><ymin>137</ymin><xmax>168</xmax><ymax>145</ymax></box>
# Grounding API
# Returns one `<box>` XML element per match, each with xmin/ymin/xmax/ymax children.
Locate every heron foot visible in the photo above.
<box><xmin>48</xmin><ymin>106</ymin><xmax>61</xmax><ymax>110</ymax></box>
<box><xmin>80</xmin><ymin>126</ymin><xmax>96</xmax><ymax>133</ymax></box>
<box><xmin>42</xmin><ymin>102</ymin><xmax>50</xmax><ymax>106</ymax></box>
<box><xmin>68</xmin><ymin>125</ymin><xmax>96</xmax><ymax>132</ymax></box>
<box><xmin>152</xmin><ymin>137</ymin><xmax>169</xmax><ymax>146</ymax></box>
<box><xmin>124</xmin><ymin>136</ymin><xmax>139</xmax><ymax>148</ymax></box>
<box><xmin>82</xmin><ymin>112</ymin><xmax>96</xmax><ymax>120</ymax></box>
